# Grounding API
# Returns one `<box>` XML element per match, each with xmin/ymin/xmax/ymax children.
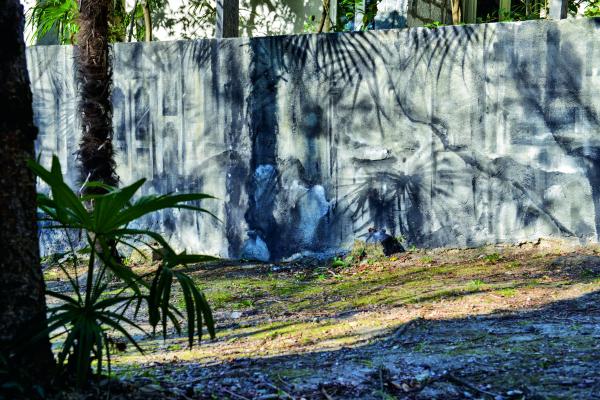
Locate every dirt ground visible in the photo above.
<box><xmin>47</xmin><ymin>238</ymin><xmax>600</xmax><ymax>400</ymax></box>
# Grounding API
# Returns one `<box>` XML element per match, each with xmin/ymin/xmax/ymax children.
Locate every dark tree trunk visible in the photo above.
<box><xmin>216</xmin><ymin>0</ymin><xmax>239</xmax><ymax>38</ymax></box>
<box><xmin>77</xmin><ymin>0</ymin><xmax>118</xmax><ymax>191</ymax></box>
<box><xmin>0</xmin><ymin>0</ymin><xmax>54</xmax><ymax>383</ymax></box>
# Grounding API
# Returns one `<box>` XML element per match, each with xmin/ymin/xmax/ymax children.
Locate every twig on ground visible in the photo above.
<box><xmin>320</xmin><ymin>386</ymin><xmax>334</xmax><ymax>400</ymax></box>
<box><xmin>182</xmin><ymin>375</ymin><xmax>214</xmax><ymax>386</ymax></box>
<box><xmin>326</xmin><ymin>268</ymin><xmax>340</xmax><ymax>277</ymax></box>
<box><xmin>276</xmin><ymin>374</ymin><xmax>293</xmax><ymax>391</ymax></box>
<box><xmin>222</xmin><ymin>388</ymin><xmax>251</xmax><ymax>400</ymax></box>
<box><xmin>256</xmin><ymin>395</ymin><xmax>280</xmax><ymax>400</ymax></box>
<box><xmin>446</xmin><ymin>373</ymin><xmax>501</xmax><ymax>399</ymax></box>
<box><xmin>263</xmin><ymin>380</ymin><xmax>295</xmax><ymax>399</ymax></box>
<box><xmin>393</xmin><ymin>317</ymin><xmax>424</xmax><ymax>339</ymax></box>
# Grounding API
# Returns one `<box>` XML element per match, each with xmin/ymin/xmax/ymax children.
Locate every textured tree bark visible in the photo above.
<box><xmin>317</xmin><ymin>0</ymin><xmax>331</xmax><ymax>33</ymax></box>
<box><xmin>77</xmin><ymin>0</ymin><xmax>118</xmax><ymax>190</ymax></box>
<box><xmin>216</xmin><ymin>0</ymin><xmax>239</xmax><ymax>38</ymax></box>
<box><xmin>142</xmin><ymin>1</ymin><xmax>153</xmax><ymax>42</ymax></box>
<box><xmin>0</xmin><ymin>0</ymin><xmax>54</xmax><ymax>383</ymax></box>
<box><xmin>451</xmin><ymin>0</ymin><xmax>462</xmax><ymax>24</ymax></box>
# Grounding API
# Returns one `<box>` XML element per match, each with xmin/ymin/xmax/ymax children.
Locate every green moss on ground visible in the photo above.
<box><xmin>43</xmin><ymin>240</ymin><xmax>600</xmax><ymax>399</ymax></box>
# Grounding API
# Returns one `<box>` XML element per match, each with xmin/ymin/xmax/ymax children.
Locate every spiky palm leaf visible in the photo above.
<box><xmin>30</xmin><ymin>156</ymin><xmax>217</xmax><ymax>386</ymax></box>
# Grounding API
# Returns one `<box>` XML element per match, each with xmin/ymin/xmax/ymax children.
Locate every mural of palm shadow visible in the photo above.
<box><xmin>242</xmin><ymin>33</ymin><xmax>321</xmax><ymax>259</ymax></box>
<box><xmin>338</xmin><ymin>145</ymin><xmax>469</xmax><ymax>245</ymax></box>
<box><xmin>242</xmin><ymin>26</ymin><xmax>494</xmax><ymax>252</ymax></box>
<box><xmin>508</xmin><ymin>20</ymin><xmax>600</xmax><ymax>239</ymax></box>
<box><xmin>225</xmin><ymin>19</ymin><xmax>598</xmax><ymax>257</ymax></box>
<box><xmin>320</xmin><ymin>22</ymin><xmax>585</xmax><ymax>244</ymax></box>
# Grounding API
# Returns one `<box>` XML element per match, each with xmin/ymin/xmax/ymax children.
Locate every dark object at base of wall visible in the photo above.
<box><xmin>366</xmin><ymin>228</ymin><xmax>405</xmax><ymax>256</ymax></box>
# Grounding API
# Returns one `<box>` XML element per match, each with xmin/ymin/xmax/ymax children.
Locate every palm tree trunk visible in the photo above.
<box><xmin>77</xmin><ymin>0</ymin><xmax>118</xmax><ymax>191</ymax></box>
<box><xmin>0</xmin><ymin>0</ymin><xmax>54</xmax><ymax>384</ymax></box>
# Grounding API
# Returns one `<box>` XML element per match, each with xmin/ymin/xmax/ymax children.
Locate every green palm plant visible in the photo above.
<box><xmin>29</xmin><ymin>156</ymin><xmax>216</xmax><ymax>386</ymax></box>
<box><xmin>28</xmin><ymin>0</ymin><xmax>79</xmax><ymax>44</ymax></box>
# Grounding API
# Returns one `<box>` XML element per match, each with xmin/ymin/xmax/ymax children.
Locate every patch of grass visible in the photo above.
<box><xmin>484</xmin><ymin>252</ymin><xmax>501</xmax><ymax>264</ymax></box>
<box><xmin>348</xmin><ymin>241</ymin><xmax>386</xmax><ymax>264</ymax></box>
<box><xmin>331</xmin><ymin>257</ymin><xmax>348</xmax><ymax>268</ymax></box>
<box><xmin>232</xmin><ymin>299</ymin><xmax>254</xmax><ymax>309</ymax></box>
<box><xmin>374</xmin><ymin>390</ymin><xmax>396</xmax><ymax>400</ymax></box>
<box><xmin>274</xmin><ymin>368</ymin><xmax>313</xmax><ymax>380</ymax></box>
<box><xmin>316</xmin><ymin>273</ymin><xmax>327</xmax><ymax>281</ymax></box>
<box><xmin>495</xmin><ymin>288</ymin><xmax>518</xmax><ymax>297</ymax></box>
<box><xmin>466</xmin><ymin>279</ymin><xmax>486</xmax><ymax>291</ymax></box>
<box><xmin>524</xmin><ymin>279</ymin><xmax>543</xmax><ymax>288</ymax></box>
<box><xmin>168</xmin><ymin>343</ymin><xmax>183</xmax><ymax>351</ymax></box>
<box><xmin>43</xmin><ymin>269</ymin><xmax>60</xmax><ymax>281</ymax></box>
<box><xmin>581</xmin><ymin>268</ymin><xmax>600</xmax><ymax>279</ymax></box>
<box><xmin>419</xmin><ymin>256</ymin><xmax>434</xmax><ymax>264</ymax></box>
<box><xmin>207</xmin><ymin>290</ymin><xmax>237</xmax><ymax>309</ymax></box>
<box><xmin>413</xmin><ymin>341</ymin><xmax>428</xmax><ymax>352</ymax></box>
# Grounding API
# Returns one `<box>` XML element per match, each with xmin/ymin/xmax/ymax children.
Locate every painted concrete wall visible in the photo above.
<box><xmin>27</xmin><ymin>18</ymin><xmax>600</xmax><ymax>260</ymax></box>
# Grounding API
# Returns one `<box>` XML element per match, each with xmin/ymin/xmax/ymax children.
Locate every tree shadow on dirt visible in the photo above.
<box><xmin>169</xmin><ymin>289</ymin><xmax>600</xmax><ymax>399</ymax></box>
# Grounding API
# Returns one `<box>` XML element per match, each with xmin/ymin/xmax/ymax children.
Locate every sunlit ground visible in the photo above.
<box><xmin>45</xmin><ymin>238</ymin><xmax>600</xmax><ymax>399</ymax></box>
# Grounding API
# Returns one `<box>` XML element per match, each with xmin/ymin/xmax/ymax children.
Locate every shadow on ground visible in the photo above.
<box><xmin>128</xmin><ymin>290</ymin><xmax>600</xmax><ymax>400</ymax></box>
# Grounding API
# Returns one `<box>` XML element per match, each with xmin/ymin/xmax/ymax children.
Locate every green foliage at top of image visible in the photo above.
<box><xmin>481</xmin><ymin>0</ymin><xmax>597</xmax><ymax>23</ymax></box>
<box><xmin>29</xmin><ymin>156</ymin><xmax>217</xmax><ymax>387</ymax></box>
<box><xmin>28</xmin><ymin>0</ymin><xmax>79</xmax><ymax>44</ymax></box>
<box><xmin>332</xmin><ymin>0</ymin><xmax>381</xmax><ymax>32</ymax></box>
<box><xmin>584</xmin><ymin>0</ymin><xmax>600</xmax><ymax>16</ymax></box>
<box><xmin>27</xmin><ymin>0</ymin><xmax>175</xmax><ymax>44</ymax></box>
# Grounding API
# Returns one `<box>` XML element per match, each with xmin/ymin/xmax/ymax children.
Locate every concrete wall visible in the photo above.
<box><xmin>27</xmin><ymin>18</ymin><xmax>600</xmax><ymax>260</ymax></box>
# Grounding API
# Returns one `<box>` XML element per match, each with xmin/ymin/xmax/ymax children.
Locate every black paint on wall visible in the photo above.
<box><xmin>245</xmin><ymin>37</ymin><xmax>284</xmax><ymax>259</ymax></box>
<box><xmin>29</xmin><ymin>19</ymin><xmax>600</xmax><ymax>259</ymax></box>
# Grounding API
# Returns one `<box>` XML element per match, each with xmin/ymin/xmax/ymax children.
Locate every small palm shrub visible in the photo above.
<box><xmin>30</xmin><ymin>156</ymin><xmax>216</xmax><ymax>386</ymax></box>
